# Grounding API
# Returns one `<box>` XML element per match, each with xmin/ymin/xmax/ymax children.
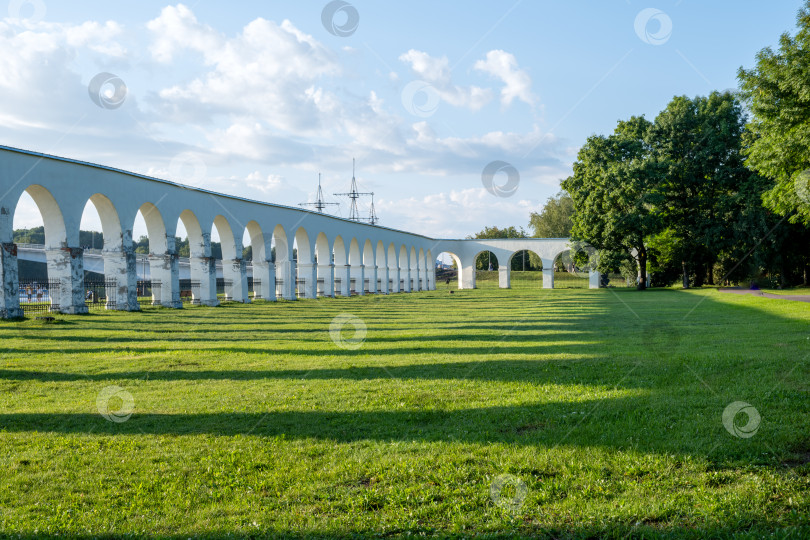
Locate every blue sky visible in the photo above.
<box><xmin>2</xmin><ymin>0</ymin><xmax>804</xmax><ymax>241</ymax></box>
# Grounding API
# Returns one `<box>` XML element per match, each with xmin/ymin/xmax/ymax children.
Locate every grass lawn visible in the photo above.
<box><xmin>0</xmin><ymin>285</ymin><xmax>808</xmax><ymax>538</ymax></box>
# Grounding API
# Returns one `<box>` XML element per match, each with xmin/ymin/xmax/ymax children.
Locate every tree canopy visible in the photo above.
<box><xmin>738</xmin><ymin>1</ymin><xmax>810</xmax><ymax>225</ymax></box>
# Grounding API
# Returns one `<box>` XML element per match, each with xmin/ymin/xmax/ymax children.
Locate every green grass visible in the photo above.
<box><xmin>1</xmin><ymin>285</ymin><xmax>808</xmax><ymax>538</ymax></box>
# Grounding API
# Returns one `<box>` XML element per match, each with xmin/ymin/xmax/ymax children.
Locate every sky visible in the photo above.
<box><xmin>1</xmin><ymin>0</ymin><xmax>805</xmax><ymax>242</ymax></box>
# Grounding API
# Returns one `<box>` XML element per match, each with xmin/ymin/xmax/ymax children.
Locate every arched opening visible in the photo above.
<box><xmin>418</xmin><ymin>248</ymin><xmax>427</xmax><ymax>290</ymax></box>
<box><xmin>376</xmin><ymin>241</ymin><xmax>387</xmax><ymax>293</ymax></box>
<box><xmin>349</xmin><ymin>238</ymin><xmax>362</xmax><ymax>295</ymax></box>
<box><xmin>12</xmin><ymin>186</ymin><xmax>68</xmax><ymax>313</ymax></box>
<box><xmin>315</xmin><ymin>232</ymin><xmax>332</xmax><ymax>297</ymax></box>
<box><xmin>387</xmin><ymin>243</ymin><xmax>398</xmax><ymax>292</ymax></box>
<box><xmin>294</xmin><ymin>227</ymin><xmax>313</xmax><ymax>298</ymax></box>
<box><xmin>178</xmin><ymin>209</ymin><xmax>216</xmax><ymax>306</ymax></box>
<box><xmin>244</xmin><ymin>221</ymin><xmax>269</xmax><ymax>300</ymax></box>
<box><xmin>435</xmin><ymin>251</ymin><xmax>462</xmax><ymax>289</ymax></box>
<box><xmin>213</xmin><ymin>215</ymin><xmax>247</xmax><ymax>302</ymax></box>
<box><xmin>409</xmin><ymin>246</ymin><xmax>418</xmax><ymax>291</ymax></box>
<box><xmin>363</xmin><ymin>239</ymin><xmax>375</xmax><ymax>294</ymax></box>
<box><xmin>506</xmin><ymin>249</ymin><xmax>543</xmax><ymax>288</ymax></box>
<box><xmin>474</xmin><ymin>250</ymin><xmax>500</xmax><ymax>288</ymax></box>
<box><xmin>425</xmin><ymin>249</ymin><xmax>434</xmax><ymax>290</ymax></box>
<box><xmin>133</xmin><ymin>202</ymin><xmax>179</xmax><ymax>307</ymax></box>
<box><xmin>79</xmin><ymin>194</ymin><xmax>131</xmax><ymax>310</ymax></box>
<box><xmin>333</xmin><ymin>236</ymin><xmax>348</xmax><ymax>296</ymax></box>
<box><xmin>399</xmin><ymin>245</ymin><xmax>409</xmax><ymax>292</ymax></box>
<box><xmin>272</xmin><ymin>225</ymin><xmax>291</xmax><ymax>299</ymax></box>
<box><xmin>552</xmin><ymin>249</ymin><xmax>591</xmax><ymax>289</ymax></box>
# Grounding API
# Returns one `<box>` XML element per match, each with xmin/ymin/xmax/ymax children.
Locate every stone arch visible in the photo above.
<box><xmin>136</xmin><ymin>201</ymin><xmax>179</xmax><ymax>307</ymax></box>
<box><xmin>245</xmin><ymin>221</ymin><xmax>266</xmax><ymax>262</ymax></box>
<box><xmin>409</xmin><ymin>246</ymin><xmax>418</xmax><ymax>291</ymax></box>
<box><xmin>426</xmin><ymin>249</ymin><xmax>434</xmax><ymax>290</ymax></box>
<box><xmin>21</xmin><ymin>185</ymin><xmax>67</xmax><ymax>249</ymax></box>
<box><xmin>87</xmin><ymin>193</ymin><xmax>123</xmax><ymax>251</ymax></box>
<box><xmin>83</xmin><ymin>193</ymin><xmax>137</xmax><ymax>310</ymax></box>
<box><xmin>213</xmin><ymin>215</ymin><xmax>247</xmax><ymax>302</ymax></box>
<box><xmin>315</xmin><ymin>232</ymin><xmax>332</xmax><ymax>297</ymax></box>
<box><xmin>272</xmin><ymin>224</ymin><xmax>293</xmax><ymax>300</ymax></box>
<box><xmin>245</xmin><ymin>220</ymin><xmax>272</xmax><ymax>301</ymax></box>
<box><xmin>362</xmin><ymin>239</ymin><xmax>375</xmax><ymax>294</ymax></box>
<box><xmin>213</xmin><ymin>215</ymin><xmax>238</xmax><ymax>261</ymax></box>
<box><xmin>399</xmin><ymin>245</ymin><xmax>409</xmax><ymax>292</ymax></box>
<box><xmin>294</xmin><ymin>227</ymin><xmax>314</xmax><ymax>298</ymax></box>
<box><xmin>13</xmin><ymin>185</ymin><xmax>80</xmax><ymax>314</ymax></box>
<box><xmin>333</xmin><ymin>235</ymin><xmax>348</xmax><ymax>296</ymax></box>
<box><xmin>436</xmin><ymin>250</ymin><xmax>463</xmax><ymax>289</ymax></box>
<box><xmin>418</xmin><ymin>247</ymin><xmax>426</xmax><ymax>290</ymax></box>
<box><xmin>138</xmin><ymin>202</ymin><xmax>168</xmax><ymax>255</ymax></box>
<box><xmin>349</xmin><ymin>237</ymin><xmax>362</xmax><ymax>295</ymax></box>
<box><xmin>376</xmin><ymin>240</ymin><xmax>387</xmax><ymax>293</ymax></box>
<box><xmin>387</xmin><ymin>242</ymin><xmax>399</xmax><ymax>293</ymax></box>
<box><xmin>179</xmin><ymin>209</ymin><xmax>217</xmax><ymax>306</ymax></box>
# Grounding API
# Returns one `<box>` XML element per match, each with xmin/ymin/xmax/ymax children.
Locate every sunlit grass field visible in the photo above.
<box><xmin>1</xmin><ymin>283</ymin><xmax>808</xmax><ymax>538</ymax></box>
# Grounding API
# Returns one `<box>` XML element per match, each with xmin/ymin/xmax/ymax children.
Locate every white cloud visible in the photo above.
<box><xmin>399</xmin><ymin>49</ymin><xmax>493</xmax><ymax>110</ymax></box>
<box><xmin>474</xmin><ymin>50</ymin><xmax>536</xmax><ymax>107</ymax></box>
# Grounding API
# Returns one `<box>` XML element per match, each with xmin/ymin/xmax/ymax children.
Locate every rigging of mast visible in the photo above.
<box><xmin>298</xmin><ymin>173</ymin><xmax>339</xmax><ymax>213</ymax></box>
<box><xmin>333</xmin><ymin>158</ymin><xmax>378</xmax><ymax>224</ymax></box>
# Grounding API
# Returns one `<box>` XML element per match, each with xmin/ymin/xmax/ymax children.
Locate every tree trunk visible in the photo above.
<box><xmin>682</xmin><ymin>261</ymin><xmax>689</xmax><ymax>289</ymax></box>
<box><xmin>706</xmin><ymin>261</ymin><xmax>715</xmax><ymax>286</ymax></box>
<box><xmin>636</xmin><ymin>248</ymin><xmax>647</xmax><ymax>291</ymax></box>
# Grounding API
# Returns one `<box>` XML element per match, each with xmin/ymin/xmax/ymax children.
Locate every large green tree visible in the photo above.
<box><xmin>738</xmin><ymin>2</ymin><xmax>810</xmax><ymax>225</ymax></box>
<box><xmin>529</xmin><ymin>191</ymin><xmax>574</xmax><ymax>238</ymax></box>
<box><xmin>563</xmin><ymin>116</ymin><xmax>660</xmax><ymax>290</ymax></box>
<box><xmin>648</xmin><ymin>91</ymin><xmax>753</xmax><ymax>286</ymax></box>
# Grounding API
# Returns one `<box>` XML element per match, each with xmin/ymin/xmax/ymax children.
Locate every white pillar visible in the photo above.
<box><xmin>460</xmin><ymin>259</ymin><xmax>475</xmax><ymax>289</ymax></box>
<box><xmin>499</xmin><ymin>266</ymin><xmax>511</xmax><ymax>289</ymax></box>
<box><xmin>429</xmin><ymin>267</ymin><xmax>436</xmax><ymax>290</ymax></box>
<box><xmin>414</xmin><ymin>267</ymin><xmax>420</xmax><ymax>291</ymax></box>
<box><xmin>1</xmin><ymin>242</ymin><xmax>22</xmax><ymax>318</ymax></box>
<box><xmin>542</xmin><ymin>258</ymin><xmax>554</xmax><ymax>289</ymax></box>
<box><xmin>225</xmin><ymin>258</ymin><xmax>249</xmax><ymax>303</ymax></box>
<box><xmin>390</xmin><ymin>267</ymin><xmax>400</xmax><ymax>293</ymax></box>
<box><xmin>401</xmin><ymin>268</ymin><xmax>411</xmax><ymax>292</ymax></box>
<box><xmin>46</xmin><ymin>246</ymin><xmax>88</xmax><ymax>314</ymax></box>
<box><xmin>318</xmin><ymin>264</ymin><xmax>334</xmax><ymax>297</ymax></box>
<box><xmin>275</xmin><ymin>260</ymin><xmax>295</xmax><ymax>300</ymax></box>
<box><xmin>352</xmin><ymin>264</ymin><xmax>365</xmax><ymax>295</ymax></box>
<box><xmin>103</xmin><ymin>248</ymin><xmax>139</xmax><ymax>311</ymax></box>
<box><xmin>336</xmin><ymin>264</ymin><xmax>350</xmax><ymax>296</ymax></box>
<box><xmin>149</xmin><ymin>246</ymin><xmax>181</xmax><ymax>308</ymax></box>
<box><xmin>191</xmin><ymin>255</ymin><xmax>218</xmax><ymax>306</ymax></box>
<box><xmin>365</xmin><ymin>264</ymin><xmax>377</xmax><ymax>294</ymax></box>
<box><xmin>378</xmin><ymin>266</ymin><xmax>389</xmax><ymax>294</ymax></box>
<box><xmin>589</xmin><ymin>270</ymin><xmax>601</xmax><ymax>289</ymax></box>
<box><xmin>253</xmin><ymin>260</ymin><xmax>275</xmax><ymax>301</ymax></box>
<box><xmin>298</xmin><ymin>262</ymin><xmax>317</xmax><ymax>299</ymax></box>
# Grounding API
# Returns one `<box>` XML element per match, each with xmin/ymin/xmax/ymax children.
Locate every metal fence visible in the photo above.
<box><xmin>18</xmin><ymin>279</ymin><xmax>60</xmax><ymax>314</ymax></box>
<box><xmin>84</xmin><ymin>279</ymin><xmax>117</xmax><ymax>310</ymax></box>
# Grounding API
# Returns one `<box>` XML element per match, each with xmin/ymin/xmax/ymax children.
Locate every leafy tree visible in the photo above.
<box><xmin>529</xmin><ymin>191</ymin><xmax>574</xmax><ymax>238</ymax></box>
<box><xmin>738</xmin><ymin>2</ymin><xmax>810</xmax><ymax>225</ymax></box>
<box><xmin>648</xmin><ymin>91</ymin><xmax>754</xmax><ymax>286</ymax></box>
<box><xmin>563</xmin><ymin>116</ymin><xmax>661</xmax><ymax>290</ymax></box>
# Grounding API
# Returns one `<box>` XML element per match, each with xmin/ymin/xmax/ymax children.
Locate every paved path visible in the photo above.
<box><xmin>718</xmin><ymin>288</ymin><xmax>810</xmax><ymax>303</ymax></box>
